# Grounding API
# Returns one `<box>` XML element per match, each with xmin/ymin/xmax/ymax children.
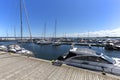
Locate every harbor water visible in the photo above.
<box><xmin>0</xmin><ymin>41</ymin><xmax>120</xmax><ymax>60</ymax></box>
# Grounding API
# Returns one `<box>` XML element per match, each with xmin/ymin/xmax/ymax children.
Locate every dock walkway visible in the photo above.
<box><xmin>0</xmin><ymin>52</ymin><xmax>120</xmax><ymax>80</ymax></box>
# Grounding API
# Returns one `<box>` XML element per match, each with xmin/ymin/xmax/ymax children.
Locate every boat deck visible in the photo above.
<box><xmin>0</xmin><ymin>51</ymin><xmax>120</xmax><ymax>80</ymax></box>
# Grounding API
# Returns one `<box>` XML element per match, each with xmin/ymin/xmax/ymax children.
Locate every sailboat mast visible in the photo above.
<box><xmin>54</xmin><ymin>19</ymin><xmax>57</xmax><ymax>39</ymax></box>
<box><xmin>88</xmin><ymin>30</ymin><xmax>89</xmax><ymax>38</ymax></box>
<box><xmin>14</xmin><ymin>26</ymin><xmax>16</xmax><ymax>40</ymax></box>
<box><xmin>20</xmin><ymin>0</ymin><xmax>23</xmax><ymax>41</ymax></box>
<box><xmin>44</xmin><ymin>22</ymin><xmax>46</xmax><ymax>40</ymax></box>
<box><xmin>6</xmin><ymin>31</ymin><xmax>8</xmax><ymax>40</ymax></box>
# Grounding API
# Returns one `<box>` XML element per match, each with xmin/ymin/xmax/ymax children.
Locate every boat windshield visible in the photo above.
<box><xmin>102</xmin><ymin>55</ymin><xmax>115</xmax><ymax>64</ymax></box>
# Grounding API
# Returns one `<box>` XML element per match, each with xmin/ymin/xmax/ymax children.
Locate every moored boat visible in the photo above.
<box><xmin>8</xmin><ymin>44</ymin><xmax>34</xmax><ymax>56</ymax></box>
<box><xmin>57</xmin><ymin>47</ymin><xmax>120</xmax><ymax>75</ymax></box>
<box><xmin>0</xmin><ymin>45</ymin><xmax>7</xmax><ymax>51</ymax></box>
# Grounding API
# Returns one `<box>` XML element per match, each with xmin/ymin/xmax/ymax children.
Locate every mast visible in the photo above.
<box><xmin>20</xmin><ymin>0</ymin><xmax>23</xmax><ymax>41</ymax></box>
<box><xmin>6</xmin><ymin>31</ymin><xmax>8</xmax><ymax>40</ymax></box>
<box><xmin>14</xmin><ymin>26</ymin><xmax>16</xmax><ymax>40</ymax></box>
<box><xmin>54</xmin><ymin>19</ymin><xmax>57</xmax><ymax>41</ymax></box>
<box><xmin>44</xmin><ymin>22</ymin><xmax>46</xmax><ymax>40</ymax></box>
<box><xmin>88</xmin><ymin>30</ymin><xmax>89</xmax><ymax>38</ymax></box>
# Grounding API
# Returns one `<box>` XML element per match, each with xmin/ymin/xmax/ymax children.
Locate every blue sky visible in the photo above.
<box><xmin>0</xmin><ymin>0</ymin><xmax>120</xmax><ymax>37</ymax></box>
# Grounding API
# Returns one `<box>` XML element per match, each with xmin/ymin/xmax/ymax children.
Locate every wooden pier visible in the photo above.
<box><xmin>0</xmin><ymin>51</ymin><xmax>120</xmax><ymax>80</ymax></box>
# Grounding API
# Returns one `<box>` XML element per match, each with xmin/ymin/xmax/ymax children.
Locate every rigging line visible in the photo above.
<box><xmin>22</xmin><ymin>0</ymin><xmax>33</xmax><ymax>42</ymax></box>
<box><xmin>22</xmin><ymin>0</ymin><xmax>35</xmax><ymax>57</ymax></box>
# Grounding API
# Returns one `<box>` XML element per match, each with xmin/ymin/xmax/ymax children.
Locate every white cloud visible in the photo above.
<box><xmin>65</xmin><ymin>28</ymin><xmax>120</xmax><ymax>37</ymax></box>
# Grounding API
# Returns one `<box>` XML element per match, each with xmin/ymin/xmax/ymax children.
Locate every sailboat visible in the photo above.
<box><xmin>18</xmin><ymin>0</ymin><xmax>33</xmax><ymax>43</ymax></box>
<box><xmin>36</xmin><ymin>22</ymin><xmax>52</xmax><ymax>45</ymax></box>
<box><xmin>8</xmin><ymin>0</ymin><xmax>33</xmax><ymax>57</ymax></box>
<box><xmin>52</xmin><ymin>19</ymin><xmax>61</xmax><ymax>46</ymax></box>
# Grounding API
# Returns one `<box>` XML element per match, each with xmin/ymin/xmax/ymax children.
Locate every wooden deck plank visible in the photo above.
<box><xmin>23</xmin><ymin>62</ymin><xmax>52</xmax><ymax>80</ymax></box>
<box><xmin>47</xmin><ymin>66</ymin><xmax>69</xmax><ymax>80</ymax></box>
<box><xmin>0</xmin><ymin>58</ymin><xmax>32</xmax><ymax>79</ymax></box>
<box><xmin>0</xmin><ymin>55</ymin><xmax>28</xmax><ymax>69</ymax></box>
<box><xmin>0</xmin><ymin>53</ymin><xmax>120</xmax><ymax>80</ymax></box>
<box><xmin>65</xmin><ymin>67</ymin><xmax>75</xmax><ymax>80</ymax></box>
<box><xmin>4</xmin><ymin>60</ymin><xmax>41</xmax><ymax>80</ymax></box>
<box><xmin>25</xmin><ymin>63</ymin><xmax>59</xmax><ymax>80</ymax></box>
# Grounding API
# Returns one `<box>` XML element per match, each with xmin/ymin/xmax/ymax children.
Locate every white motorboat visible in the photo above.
<box><xmin>8</xmin><ymin>44</ymin><xmax>22</xmax><ymax>53</ymax></box>
<box><xmin>17</xmin><ymin>49</ymin><xmax>33</xmax><ymax>56</ymax></box>
<box><xmin>8</xmin><ymin>44</ymin><xmax>34</xmax><ymax>56</ymax></box>
<box><xmin>58</xmin><ymin>47</ymin><xmax>120</xmax><ymax>75</ymax></box>
<box><xmin>0</xmin><ymin>45</ymin><xmax>7</xmax><ymax>51</ymax></box>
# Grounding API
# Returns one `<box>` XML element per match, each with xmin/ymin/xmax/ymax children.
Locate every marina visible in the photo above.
<box><xmin>0</xmin><ymin>39</ymin><xmax>120</xmax><ymax>79</ymax></box>
<box><xmin>1</xmin><ymin>0</ymin><xmax>120</xmax><ymax>79</ymax></box>
<box><xmin>0</xmin><ymin>52</ymin><xmax>120</xmax><ymax>80</ymax></box>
